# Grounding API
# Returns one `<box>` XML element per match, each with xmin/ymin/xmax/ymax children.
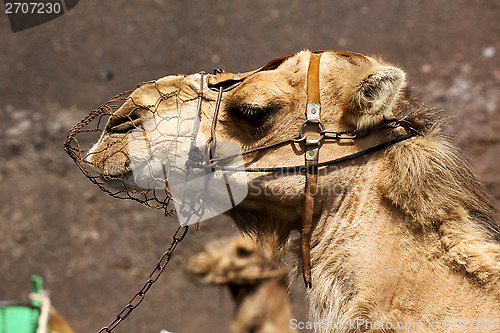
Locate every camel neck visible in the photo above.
<box><xmin>305</xmin><ymin>157</ymin><xmax>500</xmax><ymax>332</ymax></box>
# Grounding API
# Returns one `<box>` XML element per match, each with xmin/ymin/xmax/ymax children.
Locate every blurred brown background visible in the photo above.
<box><xmin>0</xmin><ymin>1</ymin><xmax>498</xmax><ymax>332</ymax></box>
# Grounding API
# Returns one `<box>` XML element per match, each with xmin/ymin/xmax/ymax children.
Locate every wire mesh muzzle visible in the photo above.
<box><xmin>64</xmin><ymin>84</ymin><xmax>175</xmax><ymax>216</ymax></box>
<box><xmin>64</xmin><ymin>77</ymin><xmax>248</xmax><ymax>223</ymax></box>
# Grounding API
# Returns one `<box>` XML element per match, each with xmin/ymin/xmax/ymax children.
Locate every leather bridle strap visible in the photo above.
<box><xmin>207</xmin><ymin>54</ymin><xmax>294</xmax><ymax>88</ymax></box>
<box><xmin>188</xmin><ymin>133</ymin><xmax>414</xmax><ymax>173</ymax></box>
<box><xmin>301</xmin><ymin>52</ymin><xmax>323</xmax><ymax>288</ymax></box>
<box><xmin>306</xmin><ymin>52</ymin><xmax>323</xmax><ymax>108</ymax></box>
<box><xmin>206</xmin><ymin>68</ymin><xmax>225</xmax><ymax>162</ymax></box>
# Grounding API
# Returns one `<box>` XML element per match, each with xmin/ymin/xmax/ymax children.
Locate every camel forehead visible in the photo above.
<box><xmin>267</xmin><ymin>50</ymin><xmax>376</xmax><ymax>71</ymax></box>
<box><xmin>126</xmin><ymin>50</ymin><xmax>378</xmax><ymax>106</ymax></box>
<box><xmin>126</xmin><ymin>74</ymin><xmax>202</xmax><ymax>106</ymax></box>
<box><xmin>221</xmin><ymin>50</ymin><xmax>380</xmax><ymax>97</ymax></box>
<box><xmin>278</xmin><ymin>50</ymin><xmax>378</xmax><ymax>74</ymax></box>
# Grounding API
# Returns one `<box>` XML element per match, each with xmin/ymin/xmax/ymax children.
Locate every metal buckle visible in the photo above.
<box><xmin>299</xmin><ymin>119</ymin><xmax>325</xmax><ymax>143</ymax></box>
<box><xmin>306</xmin><ymin>103</ymin><xmax>321</xmax><ymax>121</ymax></box>
<box><xmin>305</xmin><ymin>141</ymin><xmax>320</xmax><ymax>161</ymax></box>
<box><xmin>299</xmin><ymin>119</ymin><xmax>324</xmax><ymax>162</ymax></box>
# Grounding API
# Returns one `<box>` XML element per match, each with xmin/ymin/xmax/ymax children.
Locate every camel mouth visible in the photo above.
<box><xmin>83</xmin><ymin>143</ymin><xmax>155</xmax><ymax>192</ymax></box>
<box><xmin>84</xmin><ymin>148</ymin><xmax>132</xmax><ymax>178</ymax></box>
<box><xmin>97</xmin><ymin>173</ymin><xmax>135</xmax><ymax>190</ymax></box>
<box><xmin>72</xmin><ymin>95</ymin><xmax>250</xmax><ymax>226</ymax></box>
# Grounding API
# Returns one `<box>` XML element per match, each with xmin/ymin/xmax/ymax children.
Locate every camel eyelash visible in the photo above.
<box><xmin>241</xmin><ymin>105</ymin><xmax>267</xmax><ymax>117</ymax></box>
<box><xmin>232</xmin><ymin>104</ymin><xmax>277</xmax><ymax>127</ymax></box>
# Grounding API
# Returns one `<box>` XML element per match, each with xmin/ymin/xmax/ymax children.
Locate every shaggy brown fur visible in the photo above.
<box><xmin>185</xmin><ymin>234</ymin><xmax>293</xmax><ymax>333</ymax></box>
<box><xmin>88</xmin><ymin>50</ymin><xmax>500</xmax><ymax>332</ymax></box>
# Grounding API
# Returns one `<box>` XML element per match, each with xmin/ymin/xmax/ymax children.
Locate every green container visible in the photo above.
<box><xmin>0</xmin><ymin>275</ymin><xmax>45</xmax><ymax>333</ymax></box>
<box><xmin>0</xmin><ymin>302</ymin><xmax>39</xmax><ymax>333</ymax></box>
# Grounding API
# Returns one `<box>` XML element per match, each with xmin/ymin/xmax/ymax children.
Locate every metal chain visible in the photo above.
<box><xmin>97</xmin><ymin>225</ymin><xmax>189</xmax><ymax>333</ymax></box>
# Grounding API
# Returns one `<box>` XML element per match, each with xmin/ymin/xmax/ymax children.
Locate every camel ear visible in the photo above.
<box><xmin>346</xmin><ymin>66</ymin><xmax>406</xmax><ymax>130</ymax></box>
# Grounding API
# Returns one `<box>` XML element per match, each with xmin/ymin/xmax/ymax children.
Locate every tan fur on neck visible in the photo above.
<box><xmin>379</xmin><ymin>126</ymin><xmax>500</xmax><ymax>289</ymax></box>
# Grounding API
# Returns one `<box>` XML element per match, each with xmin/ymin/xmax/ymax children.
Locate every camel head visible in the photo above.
<box><xmin>185</xmin><ymin>234</ymin><xmax>287</xmax><ymax>285</ymax></box>
<box><xmin>85</xmin><ymin>50</ymin><xmax>410</xmax><ymax>234</ymax></box>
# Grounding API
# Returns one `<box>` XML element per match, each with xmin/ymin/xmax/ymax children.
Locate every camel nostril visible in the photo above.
<box><xmin>106</xmin><ymin>108</ymin><xmax>146</xmax><ymax>133</ymax></box>
<box><xmin>107</xmin><ymin>117</ymin><xmax>143</xmax><ymax>133</ymax></box>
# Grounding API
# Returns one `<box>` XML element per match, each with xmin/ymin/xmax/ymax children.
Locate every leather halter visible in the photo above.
<box><xmin>199</xmin><ymin>51</ymin><xmax>417</xmax><ymax>288</ymax></box>
<box><xmin>207</xmin><ymin>54</ymin><xmax>294</xmax><ymax>88</ymax></box>
<box><xmin>301</xmin><ymin>52</ymin><xmax>322</xmax><ymax>288</ymax></box>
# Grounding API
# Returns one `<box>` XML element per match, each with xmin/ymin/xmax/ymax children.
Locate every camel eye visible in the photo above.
<box><xmin>236</xmin><ymin>246</ymin><xmax>253</xmax><ymax>258</ymax></box>
<box><xmin>231</xmin><ymin>104</ymin><xmax>276</xmax><ymax>128</ymax></box>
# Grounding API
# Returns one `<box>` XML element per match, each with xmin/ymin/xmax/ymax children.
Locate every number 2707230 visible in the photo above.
<box><xmin>5</xmin><ymin>2</ymin><xmax>62</xmax><ymax>14</ymax></box>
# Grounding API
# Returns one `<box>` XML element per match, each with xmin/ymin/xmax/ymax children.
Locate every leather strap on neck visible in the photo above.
<box><xmin>301</xmin><ymin>52</ymin><xmax>323</xmax><ymax>288</ymax></box>
<box><xmin>302</xmin><ymin>159</ymin><xmax>317</xmax><ymax>289</ymax></box>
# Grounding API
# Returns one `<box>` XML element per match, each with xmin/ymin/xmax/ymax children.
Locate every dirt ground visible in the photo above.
<box><xmin>0</xmin><ymin>1</ymin><xmax>498</xmax><ymax>333</ymax></box>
